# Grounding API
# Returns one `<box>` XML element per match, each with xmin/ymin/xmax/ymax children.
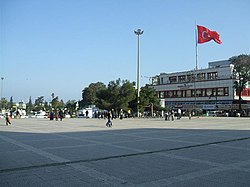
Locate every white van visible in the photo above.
<box><xmin>77</xmin><ymin>108</ymin><xmax>93</xmax><ymax>118</ymax></box>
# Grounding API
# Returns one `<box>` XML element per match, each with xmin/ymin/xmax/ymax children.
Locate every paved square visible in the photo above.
<box><xmin>0</xmin><ymin>117</ymin><xmax>250</xmax><ymax>186</ymax></box>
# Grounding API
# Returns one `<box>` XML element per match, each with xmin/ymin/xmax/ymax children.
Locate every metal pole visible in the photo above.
<box><xmin>137</xmin><ymin>33</ymin><xmax>140</xmax><ymax>117</ymax></box>
<box><xmin>0</xmin><ymin>77</ymin><xmax>4</xmax><ymax>111</ymax></box>
<box><xmin>134</xmin><ymin>29</ymin><xmax>143</xmax><ymax>118</ymax></box>
<box><xmin>239</xmin><ymin>77</ymin><xmax>243</xmax><ymax>115</ymax></box>
<box><xmin>195</xmin><ymin>27</ymin><xmax>198</xmax><ymax>71</ymax></box>
<box><xmin>193</xmin><ymin>25</ymin><xmax>198</xmax><ymax>115</ymax></box>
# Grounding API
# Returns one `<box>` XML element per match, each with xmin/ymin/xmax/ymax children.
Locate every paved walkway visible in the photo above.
<box><xmin>0</xmin><ymin>117</ymin><xmax>250</xmax><ymax>186</ymax></box>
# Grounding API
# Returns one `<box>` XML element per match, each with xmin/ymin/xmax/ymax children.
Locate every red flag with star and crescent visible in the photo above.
<box><xmin>197</xmin><ymin>25</ymin><xmax>222</xmax><ymax>44</ymax></box>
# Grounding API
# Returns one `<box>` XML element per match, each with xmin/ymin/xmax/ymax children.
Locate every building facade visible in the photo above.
<box><xmin>151</xmin><ymin>60</ymin><xmax>250</xmax><ymax>114</ymax></box>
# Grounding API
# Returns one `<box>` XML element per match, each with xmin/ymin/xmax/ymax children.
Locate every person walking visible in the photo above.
<box><xmin>171</xmin><ymin>110</ymin><xmax>175</xmax><ymax>121</ymax></box>
<box><xmin>49</xmin><ymin>111</ymin><xmax>54</xmax><ymax>120</ymax></box>
<box><xmin>120</xmin><ymin>109</ymin><xmax>123</xmax><ymax>120</ymax></box>
<box><xmin>165</xmin><ymin>111</ymin><xmax>169</xmax><ymax>121</ymax></box>
<box><xmin>106</xmin><ymin>111</ymin><xmax>112</xmax><ymax>127</ymax></box>
<box><xmin>177</xmin><ymin>108</ymin><xmax>182</xmax><ymax>120</ymax></box>
<box><xmin>59</xmin><ymin>109</ymin><xmax>63</xmax><ymax>121</ymax></box>
<box><xmin>5</xmin><ymin>113</ymin><xmax>11</xmax><ymax>126</ymax></box>
<box><xmin>189</xmin><ymin>111</ymin><xmax>192</xmax><ymax>120</ymax></box>
<box><xmin>85</xmin><ymin>110</ymin><xmax>89</xmax><ymax>118</ymax></box>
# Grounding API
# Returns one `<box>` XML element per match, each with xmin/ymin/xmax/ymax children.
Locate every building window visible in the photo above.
<box><xmin>177</xmin><ymin>90</ymin><xmax>182</xmax><ymax>97</ymax></box>
<box><xmin>186</xmin><ymin>90</ymin><xmax>191</xmax><ymax>97</ymax></box>
<box><xmin>187</xmin><ymin>74</ymin><xmax>194</xmax><ymax>82</ymax></box>
<box><xmin>178</xmin><ymin>75</ymin><xmax>186</xmax><ymax>82</ymax></box>
<box><xmin>161</xmin><ymin>77</ymin><xmax>164</xmax><ymax>84</ymax></box>
<box><xmin>159</xmin><ymin>91</ymin><xmax>164</xmax><ymax>98</ymax></box>
<box><xmin>207</xmin><ymin>72</ymin><xmax>218</xmax><ymax>80</ymax></box>
<box><xmin>196</xmin><ymin>89</ymin><xmax>202</xmax><ymax>97</ymax></box>
<box><xmin>212</xmin><ymin>88</ymin><xmax>217</xmax><ymax>96</ymax></box>
<box><xmin>165</xmin><ymin>91</ymin><xmax>169</xmax><ymax>98</ymax></box>
<box><xmin>197</xmin><ymin>73</ymin><xmax>206</xmax><ymax>81</ymax></box>
<box><xmin>191</xmin><ymin>90</ymin><xmax>196</xmax><ymax>97</ymax></box>
<box><xmin>217</xmin><ymin>88</ymin><xmax>224</xmax><ymax>96</ymax></box>
<box><xmin>183</xmin><ymin>90</ymin><xmax>186</xmax><ymax>97</ymax></box>
<box><xmin>164</xmin><ymin>91</ymin><xmax>168</xmax><ymax>98</ymax></box>
<box><xmin>202</xmin><ymin>89</ymin><xmax>206</xmax><ymax>97</ymax></box>
<box><xmin>173</xmin><ymin>91</ymin><xmax>177</xmax><ymax>97</ymax></box>
<box><xmin>224</xmin><ymin>87</ymin><xmax>229</xmax><ymax>96</ymax></box>
<box><xmin>206</xmin><ymin>88</ymin><xmax>212</xmax><ymax>96</ymax></box>
<box><xmin>169</xmin><ymin>76</ymin><xmax>177</xmax><ymax>83</ymax></box>
<box><xmin>168</xmin><ymin>91</ymin><xmax>173</xmax><ymax>98</ymax></box>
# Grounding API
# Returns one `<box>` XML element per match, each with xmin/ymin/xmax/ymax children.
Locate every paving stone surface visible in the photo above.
<box><xmin>0</xmin><ymin>117</ymin><xmax>250</xmax><ymax>186</ymax></box>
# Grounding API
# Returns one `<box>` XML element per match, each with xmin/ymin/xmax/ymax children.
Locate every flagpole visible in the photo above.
<box><xmin>195</xmin><ymin>24</ymin><xmax>198</xmax><ymax>70</ymax></box>
<box><xmin>194</xmin><ymin>24</ymin><xmax>198</xmax><ymax>116</ymax></box>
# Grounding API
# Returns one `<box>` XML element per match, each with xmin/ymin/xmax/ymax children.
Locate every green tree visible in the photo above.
<box><xmin>119</xmin><ymin>80</ymin><xmax>136</xmax><ymax>112</ymax></box>
<box><xmin>34</xmin><ymin>96</ymin><xmax>45</xmax><ymax>111</ymax></box>
<box><xmin>0</xmin><ymin>97</ymin><xmax>8</xmax><ymax>110</ymax></box>
<box><xmin>66</xmin><ymin>100</ymin><xmax>77</xmax><ymax>116</ymax></box>
<box><xmin>26</xmin><ymin>96</ymin><xmax>33</xmax><ymax>114</ymax></box>
<box><xmin>105</xmin><ymin>79</ymin><xmax>136</xmax><ymax>112</ymax></box>
<box><xmin>8</xmin><ymin>96</ymin><xmax>14</xmax><ymax>110</ymax></box>
<box><xmin>58</xmin><ymin>99</ymin><xmax>65</xmax><ymax>109</ymax></box>
<box><xmin>139</xmin><ymin>85</ymin><xmax>161</xmax><ymax>116</ymax></box>
<box><xmin>96</xmin><ymin>79</ymin><xmax>136</xmax><ymax>114</ymax></box>
<box><xmin>51</xmin><ymin>96</ymin><xmax>65</xmax><ymax>110</ymax></box>
<box><xmin>51</xmin><ymin>96</ymin><xmax>59</xmax><ymax>109</ymax></box>
<box><xmin>81</xmin><ymin>82</ymin><xmax>106</xmax><ymax>107</ymax></box>
<box><xmin>107</xmin><ymin>79</ymin><xmax>122</xmax><ymax>110</ymax></box>
<box><xmin>230</xmin><ymin>54</ymin><xmax>250</xmax><ymax>113</ymax></box>
<box><xmin>96</xmin><ymin>88</ymin><xmax>112</xmax><ymax>110</ymax></box>
<box><xmin>51</xmin><ymin>93</ymin><xmax>55</xmax><ymax>100</ymax></box>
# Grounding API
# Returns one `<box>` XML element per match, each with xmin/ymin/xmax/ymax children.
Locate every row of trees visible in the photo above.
<box><xmin>0</xmin><ymin>79</ymin><xmax>161</xmax><ymax>116</ymax></box>
<box><xmin>80</xmin><ymin>79</ymin><xmax>161</xmax><ymax>116</ymax></box>
<box><xmin>0</xmin><ymin>95</ymin><xmax>77</xmax><ymax>115</ymax></box>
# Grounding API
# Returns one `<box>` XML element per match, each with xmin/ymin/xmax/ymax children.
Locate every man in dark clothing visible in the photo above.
<box><xmin>106</xmin><ymin>111</ymin><xmax>112</xmax><ymax>127</ymax></box>
<box><xmin>59</xmin><ymin>110</ymin><xmax>63</xmax><ymax>121</ymax></box>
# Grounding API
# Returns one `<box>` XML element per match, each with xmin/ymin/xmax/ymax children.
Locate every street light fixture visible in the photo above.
<box><xmin>134</xmin><ymin>29</ymin><xmax>144</xmax><ymax>118</ymax></box>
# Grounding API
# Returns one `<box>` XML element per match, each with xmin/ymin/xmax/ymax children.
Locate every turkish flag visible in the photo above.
<box><xmin>197</xmin><ymin>25</ymin><xmax>222</xmax><ymax>44</ymax></box>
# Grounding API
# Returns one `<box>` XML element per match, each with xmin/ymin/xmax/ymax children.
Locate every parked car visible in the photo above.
<box><xmin>207</xmin><ymin>111</ymin><xmax>228</xmax><ymax>117</ymax></box>
<box><xmin>207</xmin><ymin>111</ymin><xmax>217</xmax><ymax>117</ymax></box>
<box><xmin>30</xmin><ymin>111</ymin><xmax>48</xmax><ymax>118</ymax></box>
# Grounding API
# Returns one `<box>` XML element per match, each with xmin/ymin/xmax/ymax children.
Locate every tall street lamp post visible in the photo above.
<box><xmin>134</xmin><ymin>29</ymin><xmax>144</xmax><ymax>118</ymax></box>
<box><xmin>0</xmin><ymin>77</ymin><xmax>4</xmax><ymax>111</ymax></box>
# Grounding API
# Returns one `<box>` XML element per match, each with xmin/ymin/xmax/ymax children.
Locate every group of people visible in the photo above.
<box><xmin>165</xmin><ymin>109</ymin><xmax>192</xmax><ymax>121</ymax></box>
<box><xmin>165</xmin><ymin>109</ymin><xmax>185</xmax><ymax>121</ymax></box>
<box><xmin>49</xmin><ymin>109</ymin><xmax>64</xmax><ymax>121</ymax></box>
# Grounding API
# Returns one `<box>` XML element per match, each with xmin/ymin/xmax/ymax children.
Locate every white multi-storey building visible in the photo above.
<box><xmin>151</xmin><ymin>60</ymin><xmax>250</xmax><ymax>114</ymax></box>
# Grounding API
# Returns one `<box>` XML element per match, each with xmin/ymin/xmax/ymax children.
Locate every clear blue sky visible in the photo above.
<box><xmin>1</xmin><ymin>0</ymin><xmax>250</xmax><ymax>103</ymax></box>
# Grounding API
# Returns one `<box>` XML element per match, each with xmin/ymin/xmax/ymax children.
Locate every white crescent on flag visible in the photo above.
<box><xmin>201</xmin><ymin>30</ymin><xmax>211</xmax><ymax>40</ymax></box>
